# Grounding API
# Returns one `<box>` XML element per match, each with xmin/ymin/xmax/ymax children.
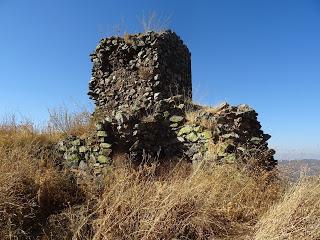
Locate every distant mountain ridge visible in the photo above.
<box><xmin>278</xmin><ymin>159</ymin><xmax>320</xmax><ymax>181</ymax></box>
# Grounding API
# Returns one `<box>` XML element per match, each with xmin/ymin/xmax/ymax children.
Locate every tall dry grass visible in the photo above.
<box><xmin>47</xmin><ymin>106</ymin><xmax>94</xmax><ymax>137</ymax></box>
<box><xmin>255</xmin><ymin>176</ymin><xmax>320</xmax><ymax>240</ymax></box>
<box><xmin>0</xmin><ymin>133</ymin><xmax>39</xmax><ymax>239</ymax></box>
<box><xmin>0</xmin><ymin>118</ymin><xmax>87</xmax><ymax>240</ymax></box>
<box><xmin>66</xmin><ymin>163</ymin><xmax>281</xmax><ymax>240</ymax></box>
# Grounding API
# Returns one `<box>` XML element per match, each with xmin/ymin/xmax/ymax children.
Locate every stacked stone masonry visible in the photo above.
<box><xmin>58</xmin><ymin>30</ymin><xmax>277</xmax><ymax>176</ymax></box>
<box><xmin>88</xmin><ymin>30</ymin><xmax>192</xmax><ymax>115</ymax></box>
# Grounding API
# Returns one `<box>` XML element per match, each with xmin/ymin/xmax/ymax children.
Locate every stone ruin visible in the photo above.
<box><xmin>58</xmin><ymin>30</ymin><xmax>277</xmax><ymax>177</ymax></box>
<box><xmin>88</xmin><ymin>30</ymin><xmax>192</xmax><ymax>115</ymax></box>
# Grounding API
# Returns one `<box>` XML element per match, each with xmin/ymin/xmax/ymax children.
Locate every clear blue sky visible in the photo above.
<box><xmin>1</xmin><ymin>0</ymin><xmax>320</xmax><ymax>160</ymax></box>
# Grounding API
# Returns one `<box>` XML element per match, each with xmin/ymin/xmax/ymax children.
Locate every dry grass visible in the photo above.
<box><xmin>254</xmin><ymin>176</ymin><xmax>320</xmax><ymax>240</ymax></box>
<box><xmin>123</xmin><ymin>32</ymin><xmax>134</xmax><ymax>45</ymax></box>
<box><xmin>1</xmin><ymin>112</ymin><xmax>320</xmax><ymax>239</ymax></box>
<box><xmin>139</xmin><ymin>11</ymin><xmax>171</xmax><ymax>32</ymax></box>
<box><xmin>71</xmin><ymin>163</ymin><xmax>281</xmax><ymax>240</ymax></box>
<box><xmin>0</xmin><ymin>117</ymin><xmax>89</xmax><ymax>240</ymax></box>
<box><xmin>185</xmin><ymin>102</ymin><xmax>231</xmax><ymax>129</ymax></box>
<box><xmin>185</xmin><ymin>109</ymin><xmax>217</xmax><ymax>129</ymax></box>
<box><xmin>138</xmin><ymin>66</ymin><xmax>154</xmax><ymax>80</ymax></box>
<box><xmin>47</xmin><ymin>106</ymin><xmax>94</xmax><ymax>137</ymax></box>
<box><xmin>0</xmin><ymin>135</ymin><xmax>40</xmax><ymax>239</ymax></box>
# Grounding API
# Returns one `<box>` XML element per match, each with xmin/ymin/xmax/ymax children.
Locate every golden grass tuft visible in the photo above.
<box><xmin>123</xmin><ymin>32</ymin><xmax>133</xmax><ymax>45</ymax></box>
<box><xmin>185</xmin><ymin>109</ymin><xmax>217</xmax><ymax>129</ymax></box>
<box><xmin>185</xmin><ymin>102</ymin><xmax>231</xmax><ymax>129</ymax></box>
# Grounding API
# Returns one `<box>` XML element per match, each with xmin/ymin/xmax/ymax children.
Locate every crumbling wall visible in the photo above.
<box><xmin>58</xmin><ymin>30</ymin><xmax>277</xmax><ymax>177</ymax></box>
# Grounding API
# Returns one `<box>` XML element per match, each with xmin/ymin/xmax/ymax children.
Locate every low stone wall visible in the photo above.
<box><xmin>58</xmin><ymin>100</ymin><xmax>276</xmax><ymax>175</ymax></box>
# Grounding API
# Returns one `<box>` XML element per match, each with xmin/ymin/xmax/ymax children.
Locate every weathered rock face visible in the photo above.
<box><xmin>58</xmin><ymin>30</ymin><xmax>277</xmax><ymax>176</ymax></box>
<box><xmin>88</xmin><ymin>30</ymin><xmax>192</xmax><ymax>116</ymax></box>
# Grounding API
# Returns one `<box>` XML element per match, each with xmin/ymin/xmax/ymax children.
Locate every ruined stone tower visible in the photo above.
<box><xmin>88</xmin><ymin>30</ymin><xmax>192</xmax><ymax>115</ymax></box>
<box><xmin>58</xmin><ymin>30</ymin><xmax>277</xmax><ymax>175</ymax></box>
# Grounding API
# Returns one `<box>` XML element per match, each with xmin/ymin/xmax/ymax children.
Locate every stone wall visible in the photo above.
<box><xmin>58</xmin><ymin>30</ymin><xmax>277</xmax><ymax>177</ymax></box>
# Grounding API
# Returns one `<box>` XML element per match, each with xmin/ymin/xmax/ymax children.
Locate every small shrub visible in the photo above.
<box><xmin>47</xmin><ymin>106</ymin><xmax>93</xmax><ymax>137</ymax></box>
<box><xmin>140</xmin><ymin>11</ymin><xmax>171</xmax><ymax>32</ymax></box>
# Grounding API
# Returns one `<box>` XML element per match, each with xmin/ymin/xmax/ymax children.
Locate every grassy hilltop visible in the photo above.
<box><xmin>0</xmin><ymin>112</ymin><xmax>319</xmax><ymax>240</ymax></box>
